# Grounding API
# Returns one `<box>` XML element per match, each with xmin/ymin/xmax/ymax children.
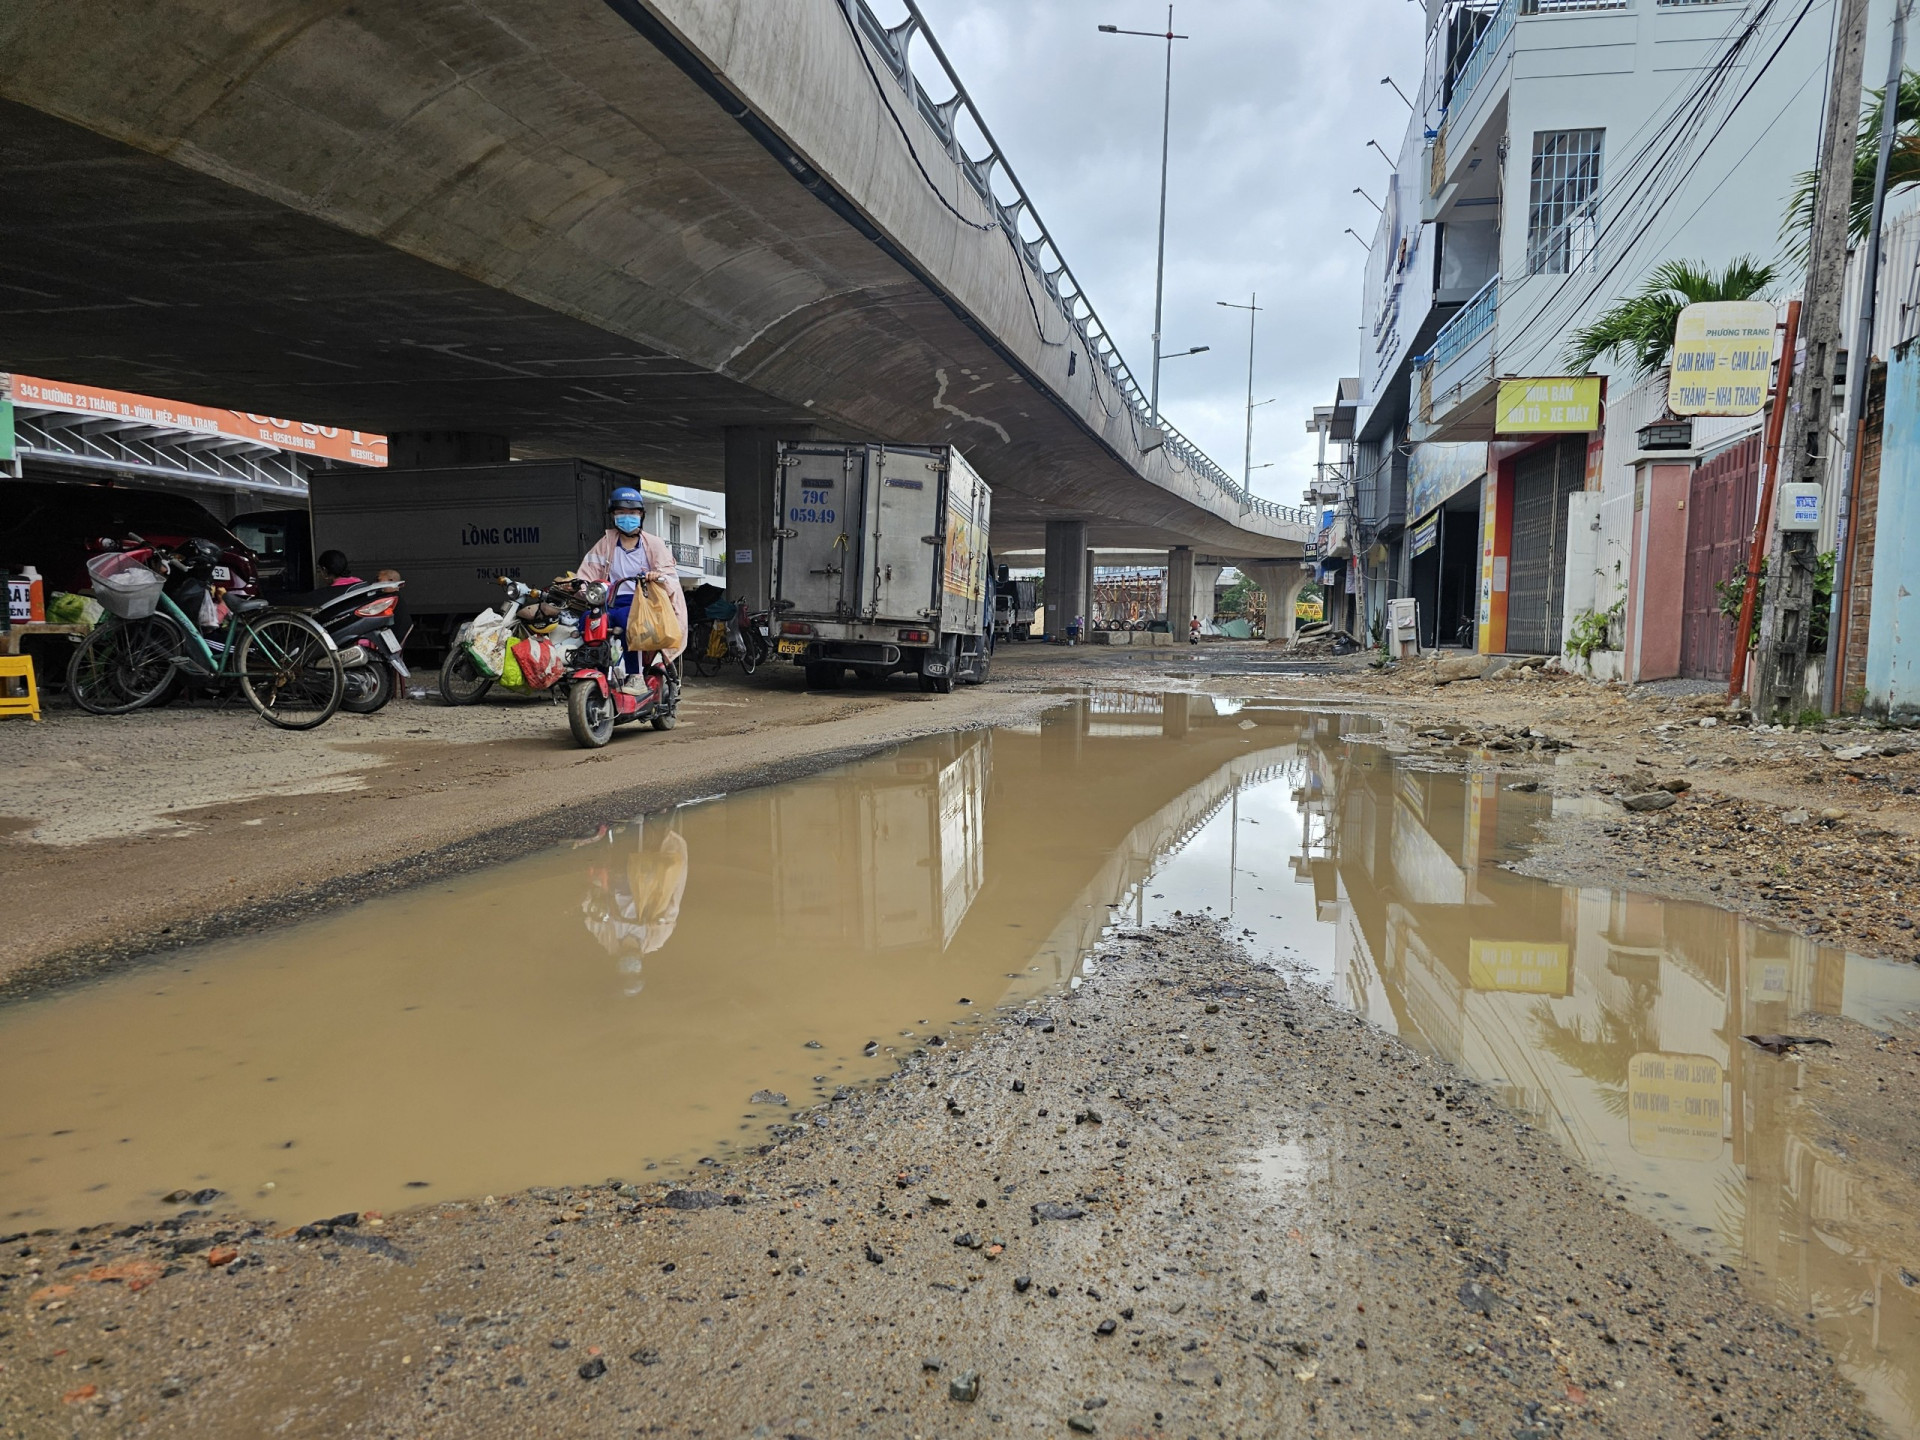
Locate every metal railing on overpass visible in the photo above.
<box><xmin>844</xmin><ymin>0</ymin><xmax>1310</xmax><ymax>531</ymax></box>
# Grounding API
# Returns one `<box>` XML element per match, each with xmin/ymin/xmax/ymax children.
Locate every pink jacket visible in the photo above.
<box><xmin>579</xmin><ymin>529</ymin><xmax>688</xmax><ymax>663</ymax></box>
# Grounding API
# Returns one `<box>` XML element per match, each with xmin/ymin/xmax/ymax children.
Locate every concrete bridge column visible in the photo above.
<box><xmin>723</xmin><ymin>427</ymin><xmax>795</xmax><ymax>613</ymax></box>
<box><xmin>1242</xmin><ymin>562</ymin><xmax>1311</xmax><ymax>643</ymax></box>
<box><xmin>1167</xmin><ymin>547</ymin><xmax>1195</xmax><ymax>638</ymax></box>
<box><xmin>388</xmin><ymin>432</ymin><xmax>509</xmax><ymax>468</ymax></box>
<box><xmin>1193</xmin><ymin>562</ymin><xmax>1223</xmax><ymax>631</ymax></box>
<box><xmin>1043</xmin><ymin>519</ymin><xmax>1089</xmax><ymax>640</ymax></box>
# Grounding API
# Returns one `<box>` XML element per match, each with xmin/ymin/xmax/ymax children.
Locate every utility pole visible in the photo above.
<box><xmin>1756</xmin><ymin>0</ymin><xmax>1871</xmax><ymax>723</ymax></box>
<box><xmin>1217</xmin><ymin>294</ymin><xmax>1266</xmax><ymax>503</ymax></box>
<box><xmin>1099</xmin><ymin>8</ymin><xmax>1187</xmax><ymax>431</ymax></box>
<box><xmin>1823</xmin><ymin>0</ymin><xmax>1912</xmax><ymax>711</ymax></box>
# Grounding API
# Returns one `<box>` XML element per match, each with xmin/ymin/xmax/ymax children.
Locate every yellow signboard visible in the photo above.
<box><xmin>1494</xmin><ymin>377</ymin><xmax>1601</xmax><ymax>434</ymax></box>
<box><xmin>1668</xmin><ymin>300</ymin><xmax>1773</xmax><ymax>417</ymax></box>
<box><xmin>1467</xmin><ymin>937</ymin><xmax>1570</xmax><ymax>995</ymax></box>
<box><xmin>1627</xmin><ymin>1051</ymin><xmax>1723</xmax><ymax>1160</ymax></box>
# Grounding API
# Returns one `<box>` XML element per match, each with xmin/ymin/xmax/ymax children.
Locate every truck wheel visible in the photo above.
<box><xmin>804</xmin><ymin>663</ymin><xmax>842</xmax><ymax>690</ymax></box>
<box><xmin>963</xmin><ymin>653</ymin><xmax>990</xmax><ymax>686</ymax></box>
<box><xmin>919</xmin><ymin>672</ymin><xmax>953</xmax><ymax>695</ymax></box>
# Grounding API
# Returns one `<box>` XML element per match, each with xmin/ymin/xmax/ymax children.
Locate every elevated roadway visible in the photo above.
<box><xmin>0</xmin><ymin>0</ymin><xmax>1310</xmax><ymax>572</ymax></box>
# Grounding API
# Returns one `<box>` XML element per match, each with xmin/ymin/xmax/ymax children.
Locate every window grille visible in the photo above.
<box><xmin>1526</xmin><ymin>129</ymin><xmax>1603</xmax><ymax>275</ymax></box>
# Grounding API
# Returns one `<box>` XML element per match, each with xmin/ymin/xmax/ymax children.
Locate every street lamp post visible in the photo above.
<box><xmin>1099</xmin><ymin>7</ymin><xmax>1188</xmax><ymax>430</ymax></box>
<box><xmin>1217</xmin><ymin>295</ymin><xmax>1269</xmax><ymax>502</ymax></box>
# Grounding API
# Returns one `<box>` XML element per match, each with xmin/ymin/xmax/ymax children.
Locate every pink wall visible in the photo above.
<box><xmin>1626</xmin><ymin>459</ymin><xmax>1692</xmax><ymax>683</ymax></box>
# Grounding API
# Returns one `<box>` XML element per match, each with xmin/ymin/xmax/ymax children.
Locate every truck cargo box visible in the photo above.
<box><xmin>308</xmin><ymin>459</ymin><xmax>629</xmax><ymax>629</ymax></box>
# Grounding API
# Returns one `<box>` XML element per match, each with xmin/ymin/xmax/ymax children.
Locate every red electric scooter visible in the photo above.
<box><xmin>549</xmin><ymin>576</ymin><xmax>680</xmax><ymax>749</ymax></box>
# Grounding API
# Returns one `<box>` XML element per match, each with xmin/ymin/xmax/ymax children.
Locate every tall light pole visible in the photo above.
<box><xmin>1100</xmin><ymin>8</ymin><xmax>1188</xmax><ymax>430</ymax></box>
<box><xmin>1218</xmin><ymin>295</ymin><xmax>1266</xmax><ymax>499</ymax></box>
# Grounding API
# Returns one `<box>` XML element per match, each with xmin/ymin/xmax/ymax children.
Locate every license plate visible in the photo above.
<box><xmin>777</xmin><ymin>638</ymin><xmax>808</xmax><ymax>656</ymax></box>
<box><xmin>379</xmin><ymin>629</ymin><xmax>403</xmax><ymax>653</ymax></box>
<box><xmin>211</xmin><ymin>565</ymin><xmax>230</xmax><ymax>581</ymax></box>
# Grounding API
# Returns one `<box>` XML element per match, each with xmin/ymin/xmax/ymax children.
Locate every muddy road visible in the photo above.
<box><xmin>3</xmin><ymin>645</ymin><xmax>1919</xmax><ymax>1436</ymax></box>
<box><xmin>0</xmin><ymin>926</ymin><xmax>1876</xmax><ymax>1438</ymax></box>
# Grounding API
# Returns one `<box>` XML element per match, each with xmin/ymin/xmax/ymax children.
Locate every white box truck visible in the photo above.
<box><xmin>770</xmin><ymin>442</ymin><xmax>991</xmax><ymax>692</ymax></box>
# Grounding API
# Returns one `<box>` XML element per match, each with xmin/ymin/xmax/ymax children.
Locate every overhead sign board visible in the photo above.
<box><xmin>1494</xmin><ymin>377</ymin><xmax>1601</xmax><ymax>434</ymax></box>
<box><xmin>2</xmin><ymin>373</ymin><xmax>387</xmax><ymax>467</ymax></box>
<box><xmin>1668</xmin><ymin>300</ymin><xmax>1773</xmax><ymax>417</ymax></box>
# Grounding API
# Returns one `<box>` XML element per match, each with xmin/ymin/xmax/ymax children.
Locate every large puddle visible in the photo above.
<box><xmin>4</xmin><ymin>694</ymin><xmax>1918</xmax><ymax>1432</ymax></box>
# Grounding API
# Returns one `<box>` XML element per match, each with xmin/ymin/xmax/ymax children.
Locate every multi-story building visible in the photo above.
<box><xmin>638</xmin><ymin>480</ymin><xmax>727</xmax><ymax>591</ymax></box>
<box><xmin>1347</xmin><ymin>0</ymin><xmax>1843</xmax><ymax>660</ymax></box>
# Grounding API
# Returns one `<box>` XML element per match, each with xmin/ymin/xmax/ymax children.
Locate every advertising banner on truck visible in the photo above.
<box><xmin>943</xmin><ymin>503</ymin><xmax>986</xmax><ymax>604</ymax></box>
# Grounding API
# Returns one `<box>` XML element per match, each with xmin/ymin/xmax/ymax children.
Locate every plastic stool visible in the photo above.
<box><xmin>0</xmin><ymin>655</ymin><xmax>42</xmax><ymax>722</ymax></box>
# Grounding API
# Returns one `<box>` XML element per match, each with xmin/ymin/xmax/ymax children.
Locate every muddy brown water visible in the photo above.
<box><xmin>3</xmin><ymin>693</ymin><xmax>1918</xmax><ymax>1432</ymax></box>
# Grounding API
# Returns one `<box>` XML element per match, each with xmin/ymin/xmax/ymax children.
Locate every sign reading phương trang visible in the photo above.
<box><xmin>1494</xmin><ymin>377</ymin><xmax>1601</xmax><ymax>433</ymax></box>
<box><xmin>1668</xmin><ymin>300</ymin><xmax>1774</xmax><ymax>417</ymax></box>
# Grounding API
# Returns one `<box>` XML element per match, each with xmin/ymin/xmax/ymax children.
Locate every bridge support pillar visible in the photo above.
<box><xmin>1043</xmin><ymin>519</ymin><xmax>1089</xmax><ymax>640</ymax></box>
<box><xmin>723</xmin><ymin>427</ymin><xmax>809</xmax><ymax>613</ymax></box>
<box><xmin>1191</xmin><ymin>561</ymin><xmax>1223</xmax><ymax>634</ymax></box>
<box><xmin>1242</xmin><ymin>562</ymin><xmax>1311</xmax><ymax>644</ymax></box>
<box><xmin>1167</xmin><ymin>547</ymin><xmax>1195</xmax><ymax>639</ymax></box>
<box><xmin>388</xmin><ymin>431</ymin><xmax>509</xmax><ymax>467</ymax></box>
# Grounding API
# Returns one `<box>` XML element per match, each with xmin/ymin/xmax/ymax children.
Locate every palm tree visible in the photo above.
<box><xmin>1562</xmin><ymin>256</ymin><xmax>1777</xmax><ymax>378</ymax></box>
<box><xmin>1782</xmin><ymin>70</ymin><xmax>1920</xmax><ymax>263</ymax></box>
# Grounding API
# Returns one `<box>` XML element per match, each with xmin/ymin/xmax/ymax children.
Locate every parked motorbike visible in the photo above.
<box><xmin>305</xmin><ymin>579</ymin><xmax>408</xmax><ymax>713</ymax></box>
<box><xmin>547</xmin><ymin>575</ymin><xmax>680</xmax><ymax>748</ymax></box>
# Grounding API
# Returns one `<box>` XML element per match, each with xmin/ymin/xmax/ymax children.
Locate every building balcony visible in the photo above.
<box><xmin>1412</xmin><ymin>277</ymin><xmax>1503</xmax><ymax>441</ymax></box>
<box><xmin>702</xmin><ymin>555</ymin><xmax>725</xmax><ymax>577</ymax></box>
<box><xmin>670</xmin><ymin>541</ymin><xmax>702</xmax><ymax>568</ymax></box>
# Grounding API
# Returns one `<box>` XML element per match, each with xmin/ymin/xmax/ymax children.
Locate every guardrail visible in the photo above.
<box><xmin>703</xmin><ymin>555</ymin><xmax>725</xmax><ymax>577</ymax></box>
<box><xmin>1426</xmin><ymin>277</ymin><xmax>1498</xmax><ymax>374</ymax></box>
<box><xmin>846</xmin><ymin>0</ymin><xmax>1310</xmax><ymax>531</ymax></box>
<box><xmin>1447</xmin><ymin>0</ymin><xmax>1516</xmax><ymax>122</ymax></box>
<box><xmin>670</xmin><ymin>541</ymin><xmax>702</xmax><ymax>567</ymax></box>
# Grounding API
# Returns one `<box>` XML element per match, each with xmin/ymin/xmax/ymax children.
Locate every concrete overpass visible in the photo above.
<box><xmin>0</xmin><ymin>0</ymin><xmax>1309</xmax><ymax>620</ymax></box>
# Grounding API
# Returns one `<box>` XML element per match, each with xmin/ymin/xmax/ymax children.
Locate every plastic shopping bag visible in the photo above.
<box><xmin>497</xmin><ymin>643</ymin><xmax>527</xmax><ymax>691</ymax></box>
<box><xmin>463</xmin><ymin>607</ymin><xmax>512</xmax><ymax>678</ymax></box>
<box><xmin>510</xmin><ymin>636</ymin><xmax>575</xmax><ymax>691</ymax></box>
<box><xmin>624</xmin><ymin>578</ymin><xmax>684</xmax><ymax>655</ymax></box>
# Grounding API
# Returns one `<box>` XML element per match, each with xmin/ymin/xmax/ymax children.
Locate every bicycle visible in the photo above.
<box><xmin>688</xmin><ymin>599</ymin><xmax>769</xmax><ymax>678</ymax></box>
<box><xmin>69</xmin><ymin>541</ymin><xmax>346</xmax><ymax>730</ymax></box>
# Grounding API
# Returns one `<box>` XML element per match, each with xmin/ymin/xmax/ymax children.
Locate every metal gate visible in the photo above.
<box><xmin>1505</xmin><ymin>436</ymin><xmax>1587</xmax><ymax>653</ymax></box>
<box><xmin>1680</xmin><ymin>434</ymin><xmax>1762</xmax><ymax>681</ymax></box>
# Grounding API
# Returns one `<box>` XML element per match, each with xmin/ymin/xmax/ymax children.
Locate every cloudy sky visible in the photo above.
<box><xmin>907</xmin><ymin>0</ymin><xmax>1418</xmax><ymax>505</ymax></box>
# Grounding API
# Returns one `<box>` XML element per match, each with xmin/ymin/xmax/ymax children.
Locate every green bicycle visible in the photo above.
<box><xmin>68</xmin><ymin>541</ymin><xmax>346</xmax><ymax>730</ymax></box>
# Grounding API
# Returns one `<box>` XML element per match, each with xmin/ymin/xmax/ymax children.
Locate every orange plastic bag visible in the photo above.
<box><xmin>624</xmin><ymin>577</ymin><xmax>685</xmax><ymax>655</ymax></box>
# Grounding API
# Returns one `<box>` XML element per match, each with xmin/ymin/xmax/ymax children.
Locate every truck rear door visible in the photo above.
<box><xmin>863</xmin><ymin>445</ymin><xmax>944</xmax><ymax>624</ymax></box>
<box><xmin>774</xmin><ymin>445</ymin><xmax>861</xmax><ymax>620</ymax></box>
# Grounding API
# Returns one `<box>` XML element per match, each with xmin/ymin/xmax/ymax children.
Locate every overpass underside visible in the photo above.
<box><xmin>0</xmin><ymin>0</ymin><xmax>1305</xmax><ymax>558</ymax></box>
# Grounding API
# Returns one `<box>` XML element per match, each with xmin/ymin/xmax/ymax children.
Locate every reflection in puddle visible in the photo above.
<box><xmin>1242</xmin><ymin>1142</ymin><xmax>1310</xmax><ymax>1196</ymax></box>
<box><xmin>2</xmin><ymin>694</ymin><xmax>1916</xmax><ymax>1433</ymax></box>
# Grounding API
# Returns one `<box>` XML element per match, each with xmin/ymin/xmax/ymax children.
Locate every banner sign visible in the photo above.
<box><xmin>1407</xmin><ymin>440</ymin><xmax>1487</xmax><ymax>521</ymax></box>
<box><xmin>1668</xmin><ymin>300</ymin><xmax>1773</xmax><ymax>416</ymax></box>
<box><xmin>3</xmin><ymin>373</ymin><xmax>386</xmax><ymax>467</ymax></box>
<box><xmin>1410</xmin><ymin>512</ymin><xmax>1440</xmax><ymax>557</ymax></box>
<box><xmin>1494</xmin><ymin>377</ymin><xmax>1601</xmax><ymax>434</ymax></box>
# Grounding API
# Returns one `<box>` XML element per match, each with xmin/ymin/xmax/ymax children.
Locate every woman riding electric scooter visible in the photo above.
<box><xmin>576</xmin><ymin>487</ymin><xmax>688</xmax><ymax>693</ymax></box>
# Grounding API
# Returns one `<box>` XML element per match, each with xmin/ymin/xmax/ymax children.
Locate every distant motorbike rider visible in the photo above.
<box><xmin>577</xmin><ymin>486</ymin><xmax>688</xmax><ymax>693</ymax></box>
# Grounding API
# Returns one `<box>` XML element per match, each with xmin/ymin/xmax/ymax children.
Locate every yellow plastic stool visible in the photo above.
<box><xmin>0</xmin><ymin>654</ymin><xmax>42</xmax><ymax>722</ymax></box>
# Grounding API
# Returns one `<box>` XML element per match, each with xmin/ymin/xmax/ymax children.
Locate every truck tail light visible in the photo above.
<box><xmin>898</xmin><ymin>628</ymin><xmax>930</xmax><ymax>643</ymax></box>
<box><xmin>355</xmin><ymin>597</ymin><xmax>398</xmax><ymax>618</ymax></box>
<box><xmin>780</xmin><ymin>622</ymin><xmax>816</xmax><ymax>636</ymax></box>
